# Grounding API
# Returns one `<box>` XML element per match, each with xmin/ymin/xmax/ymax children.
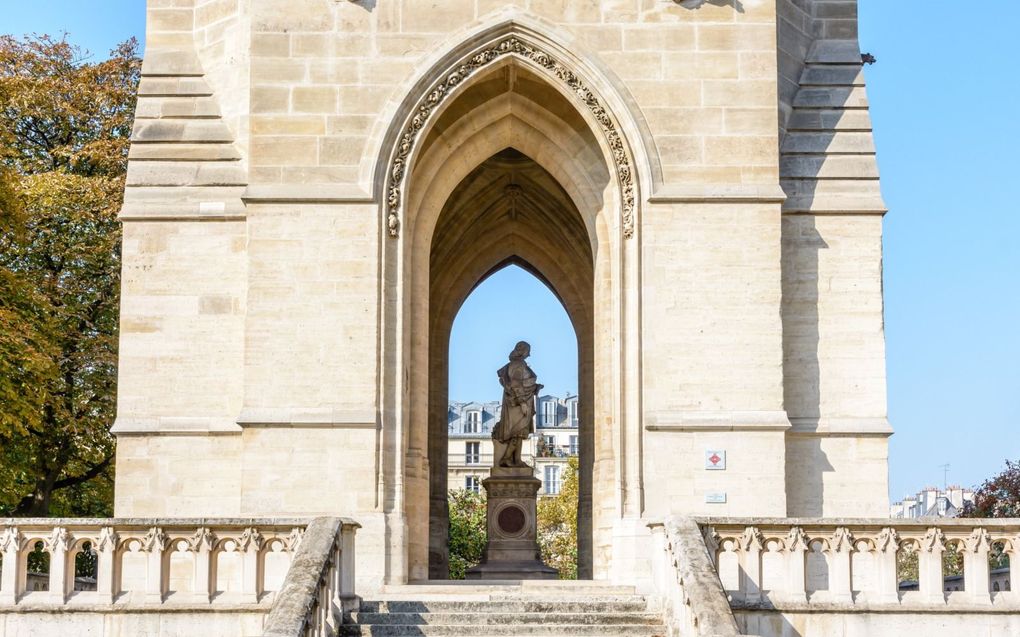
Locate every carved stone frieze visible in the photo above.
<box><xmin>97</xmin><ymin>527</ymin><xmax>119</xmax><ymax>552</ymax></box>
<box><xmin>827</xmin><ymin>527</ymin><xmax>854</xmax><ymax>554</ymax></box>
<box><xmin>784</xmin><ymin>526</ymin><xmax>808</xmax><ymax>553</ymax></box>
<box><xmin>875</xmin><ymin>527</ymin><xmax>899</xmax><ymax>553</ymax></box>
<box><xmin>386</xmin><ymin>36</ymin><xmax>636</xmax><ymax>239</ymax></box>
<box><xmin>965</xmin><ymin>528</ymin><xmax>991</xmax><ymax>554</ymax></box>
<box><xmin>190</xmin><ymin>527</ymin><xmax>215</xmax><ymax>553</ymax></box>
<box><xmin>738</xmin><ymin>527</ymin><xmax>763</xmax><ymax>552</ymax></box>
<box><xmin>238</xmin><ymin>527</ymin><xmax>264</xmax><ymax>551</ymax></box>
<box><xmin>920</xmin><ymin>527</ymin><xmax>946</xmax><ymax>553</ymax></box>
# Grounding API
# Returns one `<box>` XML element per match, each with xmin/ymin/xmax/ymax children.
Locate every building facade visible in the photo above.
<box><xmin>891</xmin><ymin>486</ymin><xmax>975</xmax><ymax>519</ymax></box>
<box><xmin>448</xmin><ymin>395</ymin><xmax>580</xmax><ymax>496</ymax></box>
<box><xmin>114</xmin><ymin>0</ymin><xmax>891</xmax><ymax>589</ymax></box>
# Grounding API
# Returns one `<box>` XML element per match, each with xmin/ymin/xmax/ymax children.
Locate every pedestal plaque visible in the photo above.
<box><xmin>466</xmin><ymin>466</ymin><xmax>558</xmax><ymax>579</ymax></box>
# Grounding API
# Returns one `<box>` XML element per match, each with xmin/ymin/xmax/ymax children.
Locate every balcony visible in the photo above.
<box><xmin>535</xmin><ymin>443</ymin><xmax>578</xmax><ymax>459</ymax></box>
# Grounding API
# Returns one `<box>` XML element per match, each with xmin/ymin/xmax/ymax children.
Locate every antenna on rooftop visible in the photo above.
<box><xmin>940</xmin><ymin>463</ymin><xmax>950</xmax><ymax>491</ymax></box>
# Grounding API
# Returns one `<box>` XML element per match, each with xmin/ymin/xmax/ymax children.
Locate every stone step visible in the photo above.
<box><xmin>349</xmin><ymin>612</ymin><xmax>663</xmax><ymax>626</ymax></box>
<box><xmin>360</xmin><ymin>600</ymin><xmax>651</xmax><ymax>614</ymax></box>
<box><xmin>380</xmin><ymin>582</ymin><xmax>638</xmax><ymax>596</ymax></box>
<box><xmin>339</xmin><ymin>624</ymin><xmax>665</xmax><ymax>636</ymax></box>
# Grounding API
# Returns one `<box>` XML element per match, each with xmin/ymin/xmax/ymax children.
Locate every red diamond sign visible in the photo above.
<box><xmin>705</xmin><ymin>450</ymin><xmax>726</xmax><ymax>470</ymax></box>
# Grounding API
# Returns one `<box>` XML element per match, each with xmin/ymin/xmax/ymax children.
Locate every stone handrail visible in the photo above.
<box><xmin>650</xmin><ymin>517</ymin><xmax>743</xmax><ymax>637</ymax></box>
<box><xmin>262</xmin><ymin>517</ymin><xmax>359</xmax><ymax>637</ymax></box>
<box><xmin>697</xmin><ymin>517</ymin><xmax>1020</xmax><ymax>608</ymax></box>
<box><xmin>0</xmin><ymin>517</ymin><xmax>312</xmax><ymax>607</ymax></box>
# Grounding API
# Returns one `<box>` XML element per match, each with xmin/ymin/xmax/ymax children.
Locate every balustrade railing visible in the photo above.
<box><xmin>698</xmin><ymin>518</ymin><xmax>1020</xmax><ymax>607</ymax></box>
<box><xmin>262</xmin><ymin>517</ymin><xmax>359</xmax><ymax>637</ymax></box>
<box><xmin>0</xmin><ymin>518</ymin><xmax>313</xmax><ymax>606</ymax></box>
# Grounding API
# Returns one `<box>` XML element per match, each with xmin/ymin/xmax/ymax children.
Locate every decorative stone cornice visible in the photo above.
<box><xmin>386</xmin><ymin>35</ymin><xmax>636</xmax><ymax>239</ymax></box>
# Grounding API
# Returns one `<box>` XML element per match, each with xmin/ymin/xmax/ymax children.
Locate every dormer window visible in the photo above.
<box><xmin>464</xmin><ymin>410</ymin><xmax>481</xmax><ymax>433</ymax></box>
<box><xmin>542</xmin><ymin>400</ymin><xmax>557</xmax><ymax>427</ymax></box>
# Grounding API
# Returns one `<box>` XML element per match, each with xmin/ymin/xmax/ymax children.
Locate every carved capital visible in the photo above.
<box><xmin>701</xmin><ymin>526</ymin><xmax>720</xmax><ymax>555</ymax></box>
<box><xmin>284</xmin><ymin>527</ymin><xmax>304</xmax><ymax>552</ymax></box>
<box><xmin>964</xmin><ymin>528</ymin><xmax>991</xmax><ymax>554</ymax></box>
<box><xmin>738</xmin><ymin>526</ymin><xmax>763</xmax><ymax>552</ymax></box>
<box><xmin>190</xmin><ymin>527</ymin><xmax>215</xmax><ymax>553</ymax></box>
<box><xmin>0</xmin><ymin>526</ymin><xmax>21</xmax><ymax>553</ymax></box>
<box><xmin>920</xmin><ymin>527</ymin><xmax>946</xmax><ymax>553</ymax></box>
<box><xmin>142</xmin><ymin>527</ymin><xmax>168</xmax><ymax>553</ymax></box>
<box><xmin>44</xmin><ymin>527</ymin><xmax>71</xmax><ymax>553</ymax></box>
<box><xmin>876</xmin><ymin>527</ymin><xmax>899</xmax><ymax>553</ymax></box>
<box><xmin>238</xmin><ymin>527</ymin><xmax>263</xmax><ymax>552</ymax></box>
<box><xmin>97</xmin><ymin>527</ymin><xmax>119</xmax><ymax>552</ymax></box>
<box><xmin>827</xmin><ymin>527</ymin><xmax>854</xmax><ymax>554</ymax></box>
<box><xmin>785</xmin><ymin>526</ymin><xmax>808</xmax><ymax>553</ymax></box>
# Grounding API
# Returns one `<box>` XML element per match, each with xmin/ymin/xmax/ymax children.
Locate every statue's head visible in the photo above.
<box><xmin>509</xmin><ymin>341</ymin><xmax>531</xmax><ymax>361</ymax></box>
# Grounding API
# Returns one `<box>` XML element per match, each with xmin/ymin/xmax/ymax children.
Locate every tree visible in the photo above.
<box><xmin>961</xmin><ymin>459</ymin><xmax>1020</xmax><ymax>519</ymax></box>
<box><xmin>537</xmin><ymin>457</ymin><xmax>578</xmax><ymax>579</ymax></box>
<box><xmin>0</xmin><ymin>34</ymin><xmax>140</xmax><ymax>516</ymax></box>
<box><xmin>447</xmin><ymin>488</ymin><xmax>487</xmax><ymax>579</ymax></box>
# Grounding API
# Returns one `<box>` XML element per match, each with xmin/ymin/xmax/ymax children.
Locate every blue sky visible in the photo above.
<box><xmin>4</xmin><ymin>1</ymin><xmax>1017</xmax><ymax>500</ymax></box>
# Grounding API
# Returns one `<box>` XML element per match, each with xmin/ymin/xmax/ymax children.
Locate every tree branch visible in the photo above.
<box><xmin>51</xmin><ymin>453</ymin><xmax>113</xmax><ymax>490</ymax></box>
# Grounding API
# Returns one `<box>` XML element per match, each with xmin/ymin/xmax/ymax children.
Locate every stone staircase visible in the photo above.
<box><xmin>341</xmin><ymin>581</ymin><xmax>666</xmax><ymax>637</ymax></box>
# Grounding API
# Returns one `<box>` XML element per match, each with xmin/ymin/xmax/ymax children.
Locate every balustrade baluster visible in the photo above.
<box><xmin>143</xmin><ymin>527</ymin><xmax>168</xmax><ymax>603</ymax></box>
<box><xmin>96</xmin><ymin>527</ymin><xmax>117</xmax><ymax>604</ymax></box>
<box><xmin>45</xmin><ymin>527</ymin><xmax>71</xmax><ymax>603</ymax></box>
<box><xmin>875</xmin><ymin>528</ymin><xmax>899</xmax><ymax>603</ymax></box>
<box><xmin>919</xmin><ymin>527</ymin><xmax>946</xmax><ymax>604</ymax></box>
<box><xmin>240</xmin><ymin>527</ymin><xmax>263</xmax><ymax>603</ymax></box>
<box><xmin>0</xmin><ymin>527</ymin><xmax>21</xmax><ymax>603</ymax></box>
<box><xmin>1009</xmin><ymin>533</ymin><xmax>1020</xmax><ymax>601</ymax></box>
<box><xmin>827</xmin><ymin>527</ymin><xmax>853</xmax><ymax>603</ymax></box>
<box><xmin>191</xmin><ymin>528</ymin><xmax>214</xmax><ymax>603</ymax></box>
<box><xmin>738</xmin><ymin>527</ymin><xmax>763</xmax><ymax>602</ymax></box>
<box><xmin>784</xmin><ymin>527</ymin><xmax>808</xmax><ymax>603</ymax></box>
<box><xmin>964</xmin><ymin>528</ymin><xmax>992</xmax><ymax>604</ymax></box>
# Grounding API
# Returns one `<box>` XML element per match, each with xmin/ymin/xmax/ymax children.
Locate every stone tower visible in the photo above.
<box><xmin>115</xmin><ymin>0</ymin><xmax>889</xmax><ymax>590</ymax></box>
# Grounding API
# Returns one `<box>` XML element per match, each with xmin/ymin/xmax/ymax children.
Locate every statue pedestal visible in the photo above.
<box><xmin>466</xmin><ymin>467</ymin><xmax>558</xmax><ymax>580</ymax></box>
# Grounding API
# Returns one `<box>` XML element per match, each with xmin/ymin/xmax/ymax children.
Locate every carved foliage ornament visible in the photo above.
<box><xmin>386</xmin><ymin>36</ymin><xmax>637</xmax><ymax>239</ymax></box>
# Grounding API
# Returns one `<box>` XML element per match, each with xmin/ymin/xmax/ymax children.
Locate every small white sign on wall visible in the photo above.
<box><xmin>705</xmin><ymin>492</ymin><xmax>727</xmax><ymax>504</ymax></box>
<box><xmin>705</xmin><ymin>450</ymin><xmax>726</xmax><ymax>470</ymax></box>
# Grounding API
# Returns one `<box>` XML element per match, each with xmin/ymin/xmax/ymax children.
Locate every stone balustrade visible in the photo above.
<box><xmin>698</xmin><ymin>518</ymin><xmax>1020</xmax><ymax>608</ymax></box>
<box><xmin>0</xmin><ymin>518</ymin><xmax>315</xmax><ymax>607</ymax></box>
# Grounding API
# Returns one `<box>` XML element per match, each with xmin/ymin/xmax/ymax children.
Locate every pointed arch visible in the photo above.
<box><xmin>372</xmin><ymin>18</ymin><xmax>655</xmax><ymax>239</ymax></box>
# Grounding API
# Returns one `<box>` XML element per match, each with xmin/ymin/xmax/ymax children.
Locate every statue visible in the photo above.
<box><xmin>492</xmin><ymin>341</ymin><xmax>543</xmax><ymax>468</ymax></box>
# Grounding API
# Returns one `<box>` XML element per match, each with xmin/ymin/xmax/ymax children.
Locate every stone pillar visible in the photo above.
<box><xmin>919</xmin><ymin>527</ymin><xmax>946</xmax><ymax>604</ymax></box>
<box><xmin>874</xmin><ymin>527</ymin><xmax>900</xmax><ymax>603</ymax></box>
<box><xmin>827</xmin><ymin>527</ymin><xmax>854</xmax><ymax>603</ymax></box>
<box><xmin>964</xmin><ymin>528</ymin><xmax>991</xmax><ymax>604</ymax></box>
<box><xmin>466</xmin><ymin>467</ymin><xmax>557</xmax><ymax>580</ymax></box>
<box><xmin>191</xmin><ymin>527</ymin><xmax>214</xmax><ymax>603</ymax></box>
<box><xmin>143</xmin><ymin>527</ymin><xmax>167</xmax><ymax>604</ymax></box>
<box><xmin>239</xmin><ymin>527</ymin><xmax>262</xmax><ymax>603</ymax></box>
<box><xmin>45</xmin><ymin>527</ymin><xmax>70</xmax><ymax>603</ymax></box>
<box><xmin>95</xmin><ymin>527</ymin><xmax>118</xmax><ymax>604</ymax></box>
<box><xmin>784</xmin><ymin>527</ymin><xmax>808</xmax><ymax>603</ymax></box>
<box><xmin>0</xmin><ymin>527</ymin><xmax>22</xmax><ymax>604</ymax></box>
<box><xmin>738</xmin><ymin>527</ymin><xmax>763</xmax><ymax>603</ymax></box>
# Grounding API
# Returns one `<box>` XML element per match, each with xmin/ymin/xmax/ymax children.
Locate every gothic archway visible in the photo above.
<box><xmin>377</xmin><ymin>23</ymin><xmax>645</xmax><ymax>583</ymax></box>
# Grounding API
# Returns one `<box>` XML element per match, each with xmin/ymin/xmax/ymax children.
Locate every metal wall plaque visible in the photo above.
<box><xmin>705</xmin><ymin>450</ymin><xmax>726</xmax><ymax>470</ymax></box>
<box><xmin>705</xmin><ymin>492</ymin><xmax>727</xmax><ymax>504</ymax></box>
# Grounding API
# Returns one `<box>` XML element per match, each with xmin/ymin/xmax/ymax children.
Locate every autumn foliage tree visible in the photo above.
<box><xmin>537</xmin><ymin>457</ymin><xmax>578</xmax><ymax>579</ymax></box>
<box><xmin>0</xmin><ymin>34</ymin><xmax>140</xmax><ymax>516</ymax></box>
<box><xmin>962</xmin><ymin>459</ymin><xmax>1020</xmax><ymax>519</ymax></box>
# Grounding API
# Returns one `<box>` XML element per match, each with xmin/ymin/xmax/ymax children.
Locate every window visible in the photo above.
<box><xmin>465</xmin><ymin>476</ymin><xmax>480</xmax><ymax>494</ymax></box>
<box><xmin>543</xmin><ymin>400</ymin><xmax>557</xmax><ymax>427</ymax></box>
<box><xmin>464</xmin><ymin>410</ymin><xmax>481</xmax><ymax>433</ymax></box>
<box><xmin>569</xmin><ymin>435</ymin><xmax>578</xmax><ymax>456</ymax></box>
<box><xmin>569</xmin><ymin>400</ymin><xmax>578</xmax><ymax>426</ymax></box>
<box><xmin>465</xmin><ymin>441</ymin><xmax>480</xmax><ymax>464</ymax></box>
<box><xmin>544</xmin><ymin>465</ymin><xmax>561</xmax><ymax>495</ymax></box>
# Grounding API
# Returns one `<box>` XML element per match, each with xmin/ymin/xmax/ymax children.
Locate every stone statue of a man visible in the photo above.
<box><xmin>492</xmin><ymin>341</ymin><xmax>543</xmax><ymax>468</ymax></box>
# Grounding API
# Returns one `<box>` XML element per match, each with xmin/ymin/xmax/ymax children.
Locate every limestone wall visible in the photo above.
<box><xmin>116</xmin><ymin>0</ymin><xmax>891</xmax><ymax>585</ymax></box>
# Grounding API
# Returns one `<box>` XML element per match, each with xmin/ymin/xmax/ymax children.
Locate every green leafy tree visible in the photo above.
<box><xmin>0</xmin><ymin>34</ymin><xmax>140</xmax><ymax>516</ymax></box>
<box><xmin>537</xmin><ymin>457</ymin><xmax>578</xmax><ymax>579</ymax></box>
<box><xmin>447</xmin><ymin>488</ymin><xmax>488</xmax><ymax>579</ymax></box>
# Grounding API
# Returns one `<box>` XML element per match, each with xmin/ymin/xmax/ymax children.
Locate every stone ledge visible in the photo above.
<box><xmin>645</xmin><ymin>410</ymin><xmax>790</xmax><ymax>432</ymax></box>
<box><xmin>788</xmin><ymin>417</ymin><xmax>893</xmax><ymax>436</ymax></box>
<box><xmin>111</xmin><ymin>416</ymin><xmax>243</xmax><ymax>434</ymax></box>
<box><xmin>243</xmin><ymin>184</ymin><xmax>374</xmax><ymax>203</ymax></box>
<box><xmin>648</xmin><ymin>183</ymin><xmax>787</xmax><ymax>204</ymax></box>
<box><xmin>694</xmin><ymin>517</ymin><xmax>1020</xmax><ymax>529</ymax></box>
<box><xmin>731</xmin><ymin>599</ymin><xmax>1020</xmax><ymax>613</ymax></box>
<box><xmin>236</xmin><ymin>408</ymin><xmax>378</xmax><ymax>428</ymax></box>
